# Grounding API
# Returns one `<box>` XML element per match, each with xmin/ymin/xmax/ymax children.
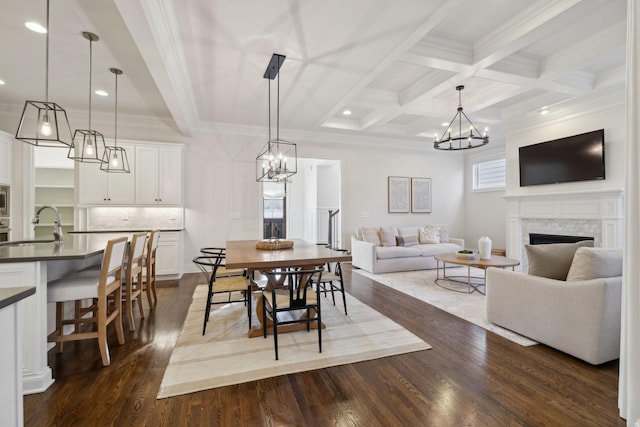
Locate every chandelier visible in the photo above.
<box><xmin>434</xmin><ymin>85</ymin><xmax>489</xmax><ymax>151</ymax></box>
<box><xmin>256</xmin><ymin>53</ymin><xmax>297</xmax><ymax>182</ymax></box>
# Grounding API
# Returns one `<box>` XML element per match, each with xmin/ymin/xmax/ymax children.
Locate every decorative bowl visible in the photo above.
<box><xmin>456</xmin><ymin>252</ymin><xmax>477</xmax><ymax>260</ymax></box>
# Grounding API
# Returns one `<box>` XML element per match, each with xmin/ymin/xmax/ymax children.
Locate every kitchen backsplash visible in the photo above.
<box><xmin>87</xmin><ymin>207</ymin><xmax>184</xmax><ymax>230</ymax></box>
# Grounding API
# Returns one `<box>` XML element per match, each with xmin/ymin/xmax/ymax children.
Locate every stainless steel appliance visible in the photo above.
<box><xmin>0</xmin><ymin>185</ymin><xmax>8</xmax><ymax>217</ymax></box>
<box><xmin>0</xmin><ymin>217</ymin><xmax>9</xmax><ymax>242</ymax></box>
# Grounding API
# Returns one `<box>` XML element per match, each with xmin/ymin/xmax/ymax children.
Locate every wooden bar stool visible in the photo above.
<box><xmin>123</xmin><ymin>232</ymin><xmax>147</xmax><ymax>331</ymax></box>
<box><xmin>47</xmin><ymin>236</ymin><xmax>128</xmax><ymax>366</ymax></box>
<box><xmin>142</xmin><ymin>230</ymin><xmax>160</xmax><ymax>308</ymax></box>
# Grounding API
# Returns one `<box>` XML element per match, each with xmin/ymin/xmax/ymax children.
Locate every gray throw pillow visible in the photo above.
<box><xmin>396</xmin><ymin>235</ymin><xmax>419</xmax><ymax>247</ymax></box>
<box><xmin>525</xmin><ymin>240</ymin><xmax>594</xmax><ymax>280</ymax></box>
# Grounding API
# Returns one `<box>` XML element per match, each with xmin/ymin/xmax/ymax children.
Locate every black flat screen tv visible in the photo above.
<box><xmin>519</xmin><ymin>129</ymin><xmax>605</xmax><ymax>187</ymax></box>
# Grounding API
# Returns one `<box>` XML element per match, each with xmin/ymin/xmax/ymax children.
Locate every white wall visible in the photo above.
<box><xmin>504</xmin><ymin>105</ymin><xmax>626</xmax><ymax>196</ymax></box>
<box><xmin>464</xmin><ymin>145</ymin><xmax>507</xmax><ymax>250</ymax></box>
<box><xmin>181</xmin><ymin>132</ymin><xmax>466</xmax><ymax>273</ymax></box>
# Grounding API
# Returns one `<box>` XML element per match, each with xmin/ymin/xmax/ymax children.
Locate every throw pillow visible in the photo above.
<box><xmin>438</xmin><ymin>224</ymin><xmax>449</xmax><ymax>243</ymax></box>
<box><xmin>378</xmin><ymin>227</ymin><xmax>397</xmax><ymax>247</ymax></box>
<box><xmin>566</xmin><ymin>247</ymin><xmax>623</xmax><ymax>281</ymax></box>
<box><xmin>396</xmin><ymin>235</ymin><xmax>419</xmax><ymax>247</ymax></box>
<box><xmin>420</xmin><ymin>225</ymin><xmax>440</xmax><ymax>244</ymax></box>
<box><xmin>525</xmin><ymin>240</ymin><xmax>594</xmax><ymax>280</ymax></box>
<box><xmin>361</xmin><ymin>227</ymin><xmax>381</xmax><ymax>246</ymax></box>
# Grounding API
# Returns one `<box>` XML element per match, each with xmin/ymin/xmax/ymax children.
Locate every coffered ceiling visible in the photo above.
<box><xmin>0</xmin><ymin>0</ymin><xmax>627</xmax><ymax>145</ymax></box>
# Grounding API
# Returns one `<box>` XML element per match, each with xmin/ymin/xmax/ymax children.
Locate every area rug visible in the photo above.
<box><xmin>157</xmin><ymin>285</ymin><xmax>431</xmax><ymax>399</ymax></box>
<box><xmin>353</xmin><ymin>268</ymin><xmax>537</xmax><ymax>346</ymax></box>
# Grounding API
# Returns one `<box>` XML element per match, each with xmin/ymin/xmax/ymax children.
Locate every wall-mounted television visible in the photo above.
<box><xmin>519</xmin><ymin>129</ymin><xmax>605</xmax><ymax>187</ymax></box>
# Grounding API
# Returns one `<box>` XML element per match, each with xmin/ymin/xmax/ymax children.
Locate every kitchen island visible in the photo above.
<box><xmin>0</xmin><ymin>233</ymin><xmax>133</xmax><ymax>394</ymax></box>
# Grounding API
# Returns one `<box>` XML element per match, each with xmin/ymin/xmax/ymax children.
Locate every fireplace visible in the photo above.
<box><xmin>529</xmin><ymin>233</ymin><xmax>594</xmax><ymax>245</ymax></box>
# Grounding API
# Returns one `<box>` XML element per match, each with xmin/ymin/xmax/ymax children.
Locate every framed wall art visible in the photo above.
<box><xmin>388</xmin><ymin>176</ymin><xmax>410</xmax><ymax>213</ymax></box>
<box><xmin>411</xmin><ymin>177</ymin><xmax>431</xmax><ymax>213</ymax></box>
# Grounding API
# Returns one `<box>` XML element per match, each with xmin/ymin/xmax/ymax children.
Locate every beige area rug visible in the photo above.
<box><xmin>157</xmin><ymin>285</ymin><xmax>431</xmax><ymax>399</ymax></box>
<box><xmin>353</xmin><ymin>268</ymin><xmax>537</xmax><ymax>346</ymax></box>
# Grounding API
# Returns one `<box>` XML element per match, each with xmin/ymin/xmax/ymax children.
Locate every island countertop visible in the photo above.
<box><xmin>0</xmin><ymin>233</ymin><xmax>133</xmax><ymax>263</ymax></box>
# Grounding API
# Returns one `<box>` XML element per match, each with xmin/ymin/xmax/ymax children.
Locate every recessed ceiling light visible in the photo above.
<box><xmin>342</xmin><ymin>109</ymin><xmax>352</xmax><ymax>116</ymax></box>
<box><xmin>25</xmin><ymin>22</ymin><xmax>47</xmax><ymax>34</ymax></box>
<box><xmin>441</xmin><ymin>122</ymin><xmax>449</xmax><ymax>127</ymax></box>
<box><xmin>540</xmin><ymin>107</ymin><xmax>549</xmax><ymax>115</ymax></box>
<box><xmin>0</xmin><ymin>79</ymin><xmax>5</xmax><ymax>85</ymax></box>
<box><xmin>95</xmin><ymin>90</ymin><xmax>108</xmax><ymax>96</ymax></box>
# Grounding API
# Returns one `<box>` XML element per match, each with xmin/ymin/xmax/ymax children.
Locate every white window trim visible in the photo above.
<box><xmin>472</xmin><ymin>158</ymin><xmax>506</xmax><ymax>193</ymax></box>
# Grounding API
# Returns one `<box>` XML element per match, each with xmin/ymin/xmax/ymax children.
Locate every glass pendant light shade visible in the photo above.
<box><xmin>68</xmin><ymin>31</ymin><xmax>106</xmax><ymax>163</ymax></box>
<box><xmin>256</xmin><ymin>53</ymin><xmax>297</xmax><ymax>182</ymax></box>
<box><xmin>101</xmin><ymin>68</ymin><xmax>130</xmax><ymax>173</ymax></box>
<box><xmin>15</xmin><ymin>0</ymin><xmax>73</xmax><ymax>147</ymax></box>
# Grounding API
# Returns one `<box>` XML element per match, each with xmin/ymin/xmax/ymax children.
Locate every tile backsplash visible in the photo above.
<box><xmin>87</xmin><ymin>207</ymin><xmax>184</xmax><ymax>230</ymax></box>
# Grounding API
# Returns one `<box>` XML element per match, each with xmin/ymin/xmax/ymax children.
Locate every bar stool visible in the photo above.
<box><xmin>123</xmin><ymin>232</ymin><xmax>147</xmax><ymax>331</ymax></box>
<box><xmin>47</xmin><ymin>236</ymin><xmax>128</xmax><ymax>366</ymax></box>
<box><xmin>142</xmin><ymin>230</ymin><xmax>160</xmax><ymax>308</ymax></box>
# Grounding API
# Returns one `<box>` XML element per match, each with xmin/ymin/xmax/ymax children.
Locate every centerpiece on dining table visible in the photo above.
<box><xmin>256</xmin><ymin>223</ymin><xmax>294</xmax><ymax>250</ymax></box>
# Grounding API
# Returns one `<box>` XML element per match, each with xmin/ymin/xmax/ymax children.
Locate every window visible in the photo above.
<box><xmin>473</xmin><ymin>158</ymin><xmax>505</xmax><ymax>191</ymax></box>
<box><xmin>263</xmin><ymin>198</ymin><xmax>284</xmax><ymax>219</ymax></box>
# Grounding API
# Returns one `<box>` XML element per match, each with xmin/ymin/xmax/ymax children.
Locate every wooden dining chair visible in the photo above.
<box><xmin>193</xmin><ymin>254</ymin><xmax>252</xmax><ymax>335</ymax></box>
<box><xmin>262</xmin><ymin>267</ymin><xmax>324</xmax><ymax>360</ymax></box>
<box><xmin>46</xmin><ymin>236</ymin><xmax>128</xmax><ymax>366</ymax></box>
<box><xmin>200</xmin><ymin>247</ymin><xmax>245</xmax><ymax>277</ymax></box>
<box><xmin>316</xmin><ymin>257</ymin><xmax>347</xmax><ymax>315</ymax></box>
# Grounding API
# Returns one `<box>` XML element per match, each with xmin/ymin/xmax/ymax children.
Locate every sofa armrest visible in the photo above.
<box><xmin>486</xmin><ymin>268</ymin><xmax>622</xmax><ymax>364</ymax></box>
<box><xmin>351</xmin><ymin>236</ymin><xmax>376</xmax><ymax>272</ymax></box>
<box><xmin>448</xmin><ymin>237</ymin><xmax>464</xmax><ymax>248</ymax></box>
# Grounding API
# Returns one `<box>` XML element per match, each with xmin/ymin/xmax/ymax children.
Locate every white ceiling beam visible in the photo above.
<box><xmin>114</xmin><ymin>0</ymin><xmax>198</xmax><ymax>137</ymax></box>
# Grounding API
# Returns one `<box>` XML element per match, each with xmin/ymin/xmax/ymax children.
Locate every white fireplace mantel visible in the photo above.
<box><xmin>504</xmin><ymin>189</ymin><xmax>624</xmax><ymax>262</ymax></box>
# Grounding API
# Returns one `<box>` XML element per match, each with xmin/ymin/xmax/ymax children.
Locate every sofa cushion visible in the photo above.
<box><xmin>438</xmin><ymin>224</ymin><xmax>450</xmax><ymax>243</ymax></box>
<box><xmin>376</xmin><ymin>246</ymin><xmax>421</xmax><ymax>260</ymax></box>
<box><xmin>361</xmin><ymin>227</ymin><xmax>381</xmax><ymax>245</ymax></box>
<box><xmin>379</xmin><ymin>227</ymin><xmax>397</xmax><ymax>247</ymax></box>
<box><xmin>398</xmin><ymin>227</ymin><xmax>421</xmax><ymax>237</ymax></box>
<box><xmin>525</xmin><ymin>240</ymin><xmax>594</xmax><ymax>280</ymax></box>
<box><xmin>420</xmin><ymin>225</ymin><xmax>440</xmax><ymax>244</ymax></box>
<box><xmin>396</xmin><ymin>235</ymin><xmax>419</xmax><ymax>247</ymax></box>
<box><xmin>566</xmin><ymin>247</ymin><xmax>623</xmax><ymax>281</ymax></box>
<box><xmin>415</xmin><ymin>243</ymin><xmax>463</xmax><ymax>256</ymax></box>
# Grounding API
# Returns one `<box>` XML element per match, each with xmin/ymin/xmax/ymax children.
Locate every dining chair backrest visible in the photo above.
<box><xmin>193</xmin><ymin>254</ymin><xmax>224</xmax><ymax>284</ymax></box>
<box><xmin>264</xmin><ymin>267</ymin><xmax>324</xmax><ymax>309</ymax></box>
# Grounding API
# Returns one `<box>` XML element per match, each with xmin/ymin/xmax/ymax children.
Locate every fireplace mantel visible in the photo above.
<box><xmin>505</xmin><ymin>188</ymin><xmax>624</xmax><ymax>262</ymax></box>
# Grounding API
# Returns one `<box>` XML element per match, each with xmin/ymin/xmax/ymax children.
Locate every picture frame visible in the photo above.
<box><xmin>388</xmin><ymin>176</ymin><xmax>410</xmax><ymax>213</ymax></box>
<box><xmin>411</xmin><ymin>177</ymin><xmax>431</xmax><ymax>213</ymax></box>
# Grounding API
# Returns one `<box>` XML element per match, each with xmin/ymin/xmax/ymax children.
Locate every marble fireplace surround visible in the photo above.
<box><xmin>505</xmin><ymin>189</ymin><xmax>624</xmax><ymax>271</ymax></box>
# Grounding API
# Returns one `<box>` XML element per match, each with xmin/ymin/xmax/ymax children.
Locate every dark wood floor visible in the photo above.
<box><xmin>24</xmin><ymin>264</ymin><xmax>624</xmax><ymax>426</ymax></box>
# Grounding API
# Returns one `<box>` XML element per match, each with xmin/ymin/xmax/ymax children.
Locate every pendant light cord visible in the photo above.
<box><xmin>114</xmin><ymin>71</ymin><xmax>118</xmax><ymax>147</ymax></box>
<box><xmin>88</xmin><ymin>37</ymin><xmax>93</xmax><ymax>132</ymax></box>
<box><xmin>45</xmin><ymin>0</ymin><xmax>49</xmax><ymax>102</ymax></box>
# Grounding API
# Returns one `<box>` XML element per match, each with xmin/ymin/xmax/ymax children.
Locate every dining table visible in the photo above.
<box><xmin>225</xmin><ymin>239</ymin><xmax>352</xmax><ymax>337</ymax></box>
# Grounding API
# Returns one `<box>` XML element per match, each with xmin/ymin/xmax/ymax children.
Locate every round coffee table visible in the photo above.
<box><xmin>434</xmin><ymin>253</ymin><xmax>520</xmax><ymax>294</ymax></box>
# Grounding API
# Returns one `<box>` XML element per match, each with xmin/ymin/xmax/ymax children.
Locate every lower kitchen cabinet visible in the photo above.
<box><xmin>156</xmin><ymin>231</ymin><xmax>182</xmax><ymax>277</ymax></box>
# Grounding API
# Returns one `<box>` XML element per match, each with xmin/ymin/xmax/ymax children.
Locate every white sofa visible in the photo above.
<box><xmin>350</xmin><ymin>225</ymin><xmax>464</xmax><ymax>274</ymax></box>
<box><xmin>486</xmin><ymin>246</ymin><xmax>622</xmax><ymax>365</ymax></box>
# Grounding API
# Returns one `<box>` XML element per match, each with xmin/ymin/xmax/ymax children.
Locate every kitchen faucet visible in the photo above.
<box><xmin>32</xmin><ymin>205</ymin><xmax>64</xmax><ymax>242</ymax></box>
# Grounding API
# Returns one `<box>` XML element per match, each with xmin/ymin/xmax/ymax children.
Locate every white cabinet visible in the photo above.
<box><xmin>135</xmin><ymin>145</ymin><xmax>183</xmax><ymax>205</ymax></box>
<box><xmin>156</xmin><ymin>231</ymin><xmax>182</xmax><ymax>276</ymax></box>
<box><xmin>77</xmin><ymin>145</ymin><xmax>135</xmax><ymax>205</ymax></box>
<box><xmin>0</xmin><ymin>137</ymin><xmax>11</xmax><ymax>185</ymax></box>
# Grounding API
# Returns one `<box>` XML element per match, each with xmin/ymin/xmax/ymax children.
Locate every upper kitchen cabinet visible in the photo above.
<box><xmin>135</xmin><ymin>145</ymin><xmax>183</xmax><ymax>205</ymax></box>
<box><xmin>77</xmin><ymin>143</ymin><xmax>135</xmax><ymax>205</ymax></box>
<box><xmin>0</xmin><ymin>133</ymin><xmax>12</xmax><ymax>185</ymax></box>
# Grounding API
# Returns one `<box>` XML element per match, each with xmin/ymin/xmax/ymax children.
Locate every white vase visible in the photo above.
<box><xmin>478</xmin><ymin>236</ymin><xmax>492</xmax><ymax>260</ymax></box>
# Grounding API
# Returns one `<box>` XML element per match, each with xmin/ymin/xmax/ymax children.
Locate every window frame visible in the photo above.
<box><xmin>472</xmin><ymin>157</ymin><xmax>506</xmax><ymax>192</ymax></box>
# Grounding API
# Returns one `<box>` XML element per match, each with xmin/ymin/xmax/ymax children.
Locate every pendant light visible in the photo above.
<box><xmin>15</xmin><ymin>0</ymin><xmax>73</xmax><ymax>147</ymax></box>
<box><xmin>256</xmin><ymin>53</ymin><xmax>297</xmax><ymax>183</ymax></box>
<box><xmin>101</xmin><ymin>68</ymin><xmax>130</xmax><ymax>173</ymax></box>
<box><xmin>68</xmin><ymin>32</ymin><xmax>106</xmax><ymax>163</ymax></box>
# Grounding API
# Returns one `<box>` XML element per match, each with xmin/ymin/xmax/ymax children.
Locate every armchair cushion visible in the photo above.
<box><xmin>525</xmin><ymin>240</ymin><xmax>593</xmax><ymax>280</ymax></box>
<box><xmin>567</xmin><ymin>247</ymin><xmax>623</xmax><ymax>281</ymax></box>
